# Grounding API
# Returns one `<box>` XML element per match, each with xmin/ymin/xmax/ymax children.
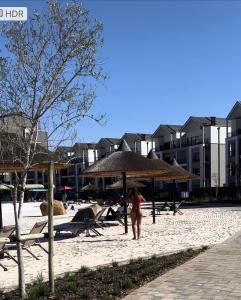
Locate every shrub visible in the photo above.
<box><xmin>79</xmin><ymin>265</ymin><xmax>90</xmax><ymax>273</ymax></box>
<box><xmin>112</xmin><ymin>261</ymin><xmax>118</xmax><ymax>267</ymax></box>
<box><xmin>27</xmin><ymin>274</ymin><xmax>49</xmax><ymax>300</ymax></box>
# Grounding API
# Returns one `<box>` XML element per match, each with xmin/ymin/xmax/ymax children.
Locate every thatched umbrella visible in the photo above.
<box><xmin>106</xmin><ymin>179</ymin><xmax>146</xmax><ymax>190</ymax></box>
<box><xmin>80</xmin><ymin>139</ymin><xmax>169</xmax><ymax>233</ymax></box>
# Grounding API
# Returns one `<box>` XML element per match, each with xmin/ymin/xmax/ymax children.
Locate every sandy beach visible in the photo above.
<box><xmin>1</xmin><ymin>202</ymin><xmax>241</xmax><ymax>291</ymax></box>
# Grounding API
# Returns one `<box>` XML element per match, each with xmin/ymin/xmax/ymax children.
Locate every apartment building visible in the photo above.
<box><xmin>120</xmin><ymin>133</ymin><xmax>154</xmax><ymax>156</ymax></box>
<box><xmin>226</xmin><ymin>101</ymin><xmax>241</xmax><ymax>186</ymax></box>
<box><xmin>55</xmin><ymin>143</ymin><xmax>97</xmax><ymax>196</ymax></box>
<box><xmin>0</xmin><ymin>112</ymin><xmax>48</xmax><ymax>185</ymax></box>
<box><xmin>153</xmin><ymin>117</ymin><xmax>228</xmax><ymax>191</ymax></box>
<box><xmin>96</xmin><ymin>138</ymin><xmax>120</xmax><ymax>159</ymax></box>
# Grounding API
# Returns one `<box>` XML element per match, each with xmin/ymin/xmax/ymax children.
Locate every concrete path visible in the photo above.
<box><xmin>123</xmin><ymin>231</ymin><xmax>241</xmax><ymax>299</ymax></box>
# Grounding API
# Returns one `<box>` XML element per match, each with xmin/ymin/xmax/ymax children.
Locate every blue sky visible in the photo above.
<box><xmin>1</xmin><ymin>0</ymin><xmax>241</xmax><ymax>143</ymax></box>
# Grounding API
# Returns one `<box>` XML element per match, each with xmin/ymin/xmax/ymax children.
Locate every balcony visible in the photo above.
<box><xmin>228</xmin><ymin>129</ymin><xmax>241</xmax><ymax>138</ymax></box>
<box><xmin>156</xmin><ymin>138</ymin><xmax>209</xmax><ymax>151</ymax></box>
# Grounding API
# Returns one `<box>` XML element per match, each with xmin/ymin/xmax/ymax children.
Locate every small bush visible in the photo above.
<box><xmin>27</xmin><ymin>273</ymin><xmax>49</xmax><ymax>300</ymax></box>
<box><xmin>121</xmin><ymin>277</ymin><xmax>134</xmax><ymax>289</ymax></box>
<box><xmin>111</xmin><ymin>282</ymin><xmax>121</xmax><ymax>297</ymax></box>
<box><xmin>80</xmin><ymin>287</ymin><xmax>91</xmax><ymax>299</ymax></box>
<box><xmin>112</xmin><ymin>261</ymin><xmax>118</xmax><ymax>267</ymax></box>
<box><xmin>66</xmin><ymin>281</ymin><xmax>78</xmax><ymax>293</ymax></box>
<box><xmin>79</xmin><ymin>265</ymin><xmax>90</xmax><ymax>273</ymax></box>
<box><xmin>201</xmin><ymin>245</ymin><xmax>208</xmax><ymax>251</ymax></box>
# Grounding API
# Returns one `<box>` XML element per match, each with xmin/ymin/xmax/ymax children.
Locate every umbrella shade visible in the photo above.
<box><xmin>25</xmin><ymin>184</ymin><xmax>45</xmax><ymax>190</ymax></box>
<box><xmin>127</xmin><ymin>152</ymin><xmax>199</xmax><ymax>181</ymax></box>
<box><xmin>0</xmin><ymin>184</ymin><xmax>13</xmax><ymax>190</ymax></box>
<box><xmin>29</xmin><ymin>189</ymin><xmax>48</xmax><ymax>192</ymax></box>
<box><xmin>106</xmin><ymin>179</ymin><xmax>146</xmax><ymax>190</ymax></box>
<box><xmin>0</xmin><ymin>162</ymin><xmax>68</xmax><ymax>172</ymax></box>
<box><xmin>80</xmin><ymin>151</ymin><xmax>169</xmax><ymax>178</ymax></box>
<box><xmin>81</xmin><ymin>184</ymin><xmax>100</xmax><ymax>191</ymax></box>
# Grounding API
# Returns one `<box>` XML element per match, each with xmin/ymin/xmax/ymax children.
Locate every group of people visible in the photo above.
<box><xmin>105</xmin><ymin>188</ymin><xmax>145</xmax><ymax>240</ymax></box>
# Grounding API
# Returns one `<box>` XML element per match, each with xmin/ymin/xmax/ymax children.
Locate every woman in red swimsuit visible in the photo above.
<box><xmin>128</xmin><ymin>188</ymin><xmax>145</xmax><ymax>240</ymax></box>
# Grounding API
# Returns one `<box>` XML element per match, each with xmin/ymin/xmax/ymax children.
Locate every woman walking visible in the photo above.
<box><xmin>128</xmin><ymin>188</ymin><xmax>145</xmax><ymax>240</ymax></box>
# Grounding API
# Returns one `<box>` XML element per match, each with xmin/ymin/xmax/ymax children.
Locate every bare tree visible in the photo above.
<box><xmin>0</xmin><ymin>1</ymin><xmax>106</xmax><ymax>298</ymax></box>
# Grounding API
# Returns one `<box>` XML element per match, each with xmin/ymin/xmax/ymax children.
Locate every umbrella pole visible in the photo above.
<box><xmin>122</xmin><ymin>172</ymin><xmax>128</xmax><ymax>234</ymax></box>
<box><xmin>173</xmin><ymin>179</ymin><xmax>176</xmax><ymax>216</ymax></box>
<box><xmin>151</xmin><ymin>178</ymin><xmax>155</xmax><ymax>224</ymax></box>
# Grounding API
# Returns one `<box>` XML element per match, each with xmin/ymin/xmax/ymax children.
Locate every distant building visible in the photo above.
<box><xmin>96</xmin><ymin>138</ymin><xmax>120</xmax><ymax>159</ymax></box>
<box><xmin>226</xmin><ymin>101</ymin><xmax>241</xmax><ymax>186</ymax></box>
<box><xmin>153</xmin><ymin>117</ymin><xmax>229</xmax><ymax>191</ymax></box>
<box><xmin>55</xmin><ymin>143</ymin><xmax>97</xmax><ymax>196</ymax></box>
<box><xmin>120</xmin><ymin>133</ymin><xmax>154</xmax><ymax>156</ymax></box>
<box><xmin>0</xmin><ymin>112</ymin><xmax>48</xmax><ymax>186</ymax></box>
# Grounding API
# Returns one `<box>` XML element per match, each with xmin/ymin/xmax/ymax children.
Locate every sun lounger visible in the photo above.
<box><xmin>21</xmin><ymin>221</ymin><xmax>48</xmax><ymax>260</ymax></box>
<box><xmin>169</xmin><ymin>201</ymin><xmax>184</xmax><ymax>215</ymax></box>
<box><xmin>54</xmin><ymin>207</ymin><xmax>107</xmax><ymax>237</ymax></box>
<box><xmin>0</xmin><ymin>225</ymin><xmax>18</xmax><ymax>271</ymax></box>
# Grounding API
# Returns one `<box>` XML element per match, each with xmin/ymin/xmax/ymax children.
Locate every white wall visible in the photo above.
<box><xmin>210</xmin><ymin>126</ymin><xmax>227</xmax><ymax>144</ymax></box>
<box><xmin>140</xmin><ymin>140</ymin><xmax>155</xmax><ymax>156</ymax></box>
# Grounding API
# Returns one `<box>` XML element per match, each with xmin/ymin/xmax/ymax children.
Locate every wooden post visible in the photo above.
<box><xmin>48</xmin><ymin>162</ymin><xmax>54</xmax><ymax>294</ymax></box>
<box><xmin>122</xmin><ymin>172</ymin><xmax>128</xmax><ymax>234</ymax></box>
<box><xmin>151</xmin><ymin>178</ymin><xmax>155</xmax><ymax>224</ymax></box>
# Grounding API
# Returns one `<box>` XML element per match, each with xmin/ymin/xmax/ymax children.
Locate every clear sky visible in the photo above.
<box><xmin>1</xmin><ymin>0</ymin><xmax>241</xmax><ymax>144</ymax></box>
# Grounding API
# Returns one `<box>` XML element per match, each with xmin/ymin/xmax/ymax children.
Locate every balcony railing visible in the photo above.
<box><xmin>228</xmin><ymin>129</ymin><xmax>241</xmax><ymax>138</ymax></box>
<box><xmin>156</xmin><ymin>138</ymin><xmax>209</xmax><ymax>151</ymax></box>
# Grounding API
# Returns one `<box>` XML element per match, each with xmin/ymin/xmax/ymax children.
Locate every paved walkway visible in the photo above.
<box><xmin>123</xmin><ymin>231</ymin><xmax>241</xmax><ymax>300</ymax></box>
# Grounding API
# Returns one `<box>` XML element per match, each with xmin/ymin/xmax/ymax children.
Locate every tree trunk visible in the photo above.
<box><xmin>13</xmin><ymin>174</ymin><xmax>27</xmax><ymax>299</ymax></box>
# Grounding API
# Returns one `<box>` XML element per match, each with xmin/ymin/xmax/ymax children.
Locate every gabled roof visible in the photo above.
<box><xmin>121</xmin><ymin>133</ymin><xmax>152</xmax><ymax>142</ymax></box>
<box><xmin>226</xmin><ymin>101</ymin><xmax>241</xmax><ymax>120</ymax></box>
<box><xmin>96</xmin><ymin>138</ymin><xmax>120</xmax><ymax>147</ymax></box>
<box><xmin>181</xmin><ymin>116</ymin><xmax>227</xmax><ymax>132</ymax></box>
<box><xmin>73</xmin><ymin>143</ymin><xmax>96</xmax><ymax>152</ymax></box>
<box><xmin>152</xmin><ymin>124</ymin><xmax>182</xmax><ymax>138</ymax></box>
<box><xmin>55</xmin><ymin>146</ymin><xmax>74</xmax><ymax>154</ymax></box>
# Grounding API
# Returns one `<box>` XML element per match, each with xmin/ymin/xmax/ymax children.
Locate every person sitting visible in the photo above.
<box><xmin>105</xmin><ymin>201</ymin><xmax>125</xmax><ymax>221</ymax></box>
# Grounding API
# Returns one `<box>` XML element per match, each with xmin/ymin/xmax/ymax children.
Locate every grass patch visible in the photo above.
<box><xmin>26</xmin><ymin>273</ymin><xmax>49</xmax><ymax>300</ymax></box>
<box><xmin>3</xmin><ymin>247</ymin><xmax>207</xmax><ymax>299</ymax></box>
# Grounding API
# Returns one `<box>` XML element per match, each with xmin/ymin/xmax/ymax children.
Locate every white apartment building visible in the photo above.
<box><xmin>226</xmin><ymin>101</ymin><xmax>241</xmax><ymax>186</ymax></box>
<box><xmin>120</xmin><ymin>133</ymin><xmax>154</xmax><ymax>156</ymax></box>
<box><xmin>152</xmin><ymin>117</ymin><xmax>229</xmax><ymax>191</ymax></box>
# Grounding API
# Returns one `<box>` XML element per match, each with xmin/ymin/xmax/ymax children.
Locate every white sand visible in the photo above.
<box><xmin>1</xmin><ymin>202</ymin><xmax>241</xmax><ymax>291</ymax></box>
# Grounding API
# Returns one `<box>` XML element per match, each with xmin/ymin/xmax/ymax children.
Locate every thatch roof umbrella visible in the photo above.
<box><xmin>106</xmin><ymin>179</ymin><xmax>146</xmax><ymax>190</ymax></box>
<box><xmin>80</xmin><ymin>139</ymin><xmax>169</xmax><ymax>233</ymax></box>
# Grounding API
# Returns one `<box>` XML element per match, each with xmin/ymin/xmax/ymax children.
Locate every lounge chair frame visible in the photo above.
<box><xmin>0</xmin><ymin>225</ymin><xmax>18</xmax><ymax>271</ymax></box>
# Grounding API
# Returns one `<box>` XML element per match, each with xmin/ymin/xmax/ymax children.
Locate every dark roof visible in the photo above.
<box><xmin>73</xmin><ymin>143</ymin><xmax>96</xmax><ymax>151</ymax></box>
<box><xmin>55</xmin><ymin>146</ymin><xmax>74</xmax><ymax>153</ymax></box>
<box><xmin>121</xmin><ymin>133</ymin><xmax>152</xmax><ymax>141</ymax></box>
<box><xmin>190</xmin><ymin>116</ymin><xmax>226</xmax><ymax>126</ymax></box>
<box><xmin>96</xmin><ymin>138</ymin><xmax>120</xmax><ymax>147</ymax></box>
<box><xmin>226</xmin><ymin>101</ymin><xmax>241</xmax><ymax>120</ymax></box>
<box><xmin>152</xmin><ymin>124</ymin><xmax>182</xmax><ymax>138</ymax></box>
<box><xmin>181</xmin><ymin>116</ymin><xmax>227</xmax><ymax>132</ymax></box>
